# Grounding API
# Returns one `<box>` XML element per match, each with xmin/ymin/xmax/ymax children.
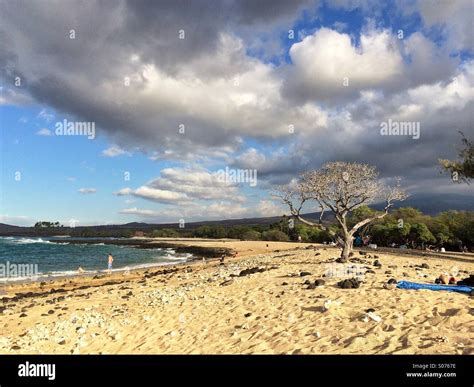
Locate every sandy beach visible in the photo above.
<box><xmin>1</xmin><ymin>240</ymin><xmax>473</xmax><ymax>354</ymax></box>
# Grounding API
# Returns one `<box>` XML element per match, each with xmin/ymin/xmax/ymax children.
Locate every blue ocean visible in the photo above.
<box><xmin>0</xmin><ymin>236</ymin><xmax>191</xmax><ymax>282</ymax></box>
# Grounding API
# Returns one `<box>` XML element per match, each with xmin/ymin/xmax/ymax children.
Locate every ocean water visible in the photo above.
<box><xmin>0</xmin><ymin>236</ymin><xmax>191</xmax><ymax>282</ymax></box>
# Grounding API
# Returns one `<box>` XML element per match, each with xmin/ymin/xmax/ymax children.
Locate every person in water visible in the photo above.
<box><xmin>107</xmin><ymin>253</ymin><xmax>114</xmax><ymax>275</ymax></box>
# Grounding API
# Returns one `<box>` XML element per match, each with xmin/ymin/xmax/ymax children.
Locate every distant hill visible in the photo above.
<box><xmin>0</xmin><ymin>193</ymin><xmax>472</xmax><ymax>236</ymax></box>
<box><xmin>387</xmin><ymin>193</ymin><xmax>474</xmax><ymax>215</ymax></box>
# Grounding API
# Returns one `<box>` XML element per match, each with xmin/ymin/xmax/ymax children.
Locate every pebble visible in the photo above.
<box><xmin>323</xmin><ymin>299</ymin><xmax>341</xmax><ymax>311</ymax></box>
<box><xmin>362</xmin><ymin>312</ymin><xmax>382</xmax><ymax>323</ymax></box>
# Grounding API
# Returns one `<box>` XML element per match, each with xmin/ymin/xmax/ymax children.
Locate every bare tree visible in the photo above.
<box><xmin>273</xmin><ymin>162</ymin><xmax>408</xmax><ymax>261</ymax></box>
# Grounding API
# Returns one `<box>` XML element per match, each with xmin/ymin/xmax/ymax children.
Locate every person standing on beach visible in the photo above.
<box><xmin>107</xmin><ymin>253</ymin><xmax>114</xmax><ymax>275</ymax></box>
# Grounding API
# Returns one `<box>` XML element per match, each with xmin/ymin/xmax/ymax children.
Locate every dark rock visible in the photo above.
<box><xmin>315</xmin><ymin>279</ymin><xmax>326</xmax><ymax>286</ymax></box>
<box><xmin>303</xmin><ymin>279</ymin><xmax>311</xmax><ymax>285</ymax></box>
<box><xmin>359</xmin><ymin>251</ymin><xmax>367</xmax><ymax>255</ymax></box>
<box><xmin>300</xmin><ymin>271</ymin><xmax>312</xmax><ymax>277</ymax></box>
<box><xmin>421</xmin><ymin>263</ymin><xmax>430</xmax><ymax>269</ymax></box>
<box><xmin>281</xmin><ymin>282</ymin><xmax>288</xmax><ymax>286</ymax></box>
<box><xmin>11</xmin><ymin>345</ymin><xmax>21</xmax><ymax>350</ymax></box>
<box><xmin>244</xmin><ymin>313</ymin><xmax>252</xmax><ymax>318</ymax></box>
<box><xmin>58</xmin><ymin>339</ymin><xmax>66</xmax><ymax>345</ymax></box>
<box><xmin>336</xmin><ymin>257</ymin><xmax>347</xmax><ymax>263</ymax></box>
<box><xmin>220</xmin><ymin>279</ymin><xmax>234</xmax><ymax>286</ymax></box>
<box><xmin>373</xmin><ymin>255</ymin><xmax>379</xmax><ymax>259</ymax></box>
<box><xmin>47</xmin><ymin>310</ymin><xmax>55</xmax><ymax>314</ymax></box>
<box><xmin>337</xmin><ymin>278</ymin><xmax>361</xmax><ymax>289</ymax></box>
<box><xmin>239</xmin><ymin>267</ymin><xmax>266</xmax><ymax>277</ymax></box>
<box><xmin>373</xmin><ymin>260</ymin><xmax>382</xmax><ymax>267</ymax></box>
<box><xmin>306</xmin><ymin>284</ymin><xmax>316</xmax><ymax>290</ymax></box>
<box><xmin>365</xmin><ymin>308</ymin><xmax>375</xmax><ymax>313</ymax></box>
<box><xmin>387</xmin><ymin>278</ymin><xmax>398</xmax><ymax>285</ymax></box>
<box><xmin>365</xmin><ymin>269</ymin><xmax>376</xmax><ymax>274</ymax></box>
<box><xmin>19</xmin><ymin>313</ymin><xmax>27</xmax><ymax>318</ymax></box>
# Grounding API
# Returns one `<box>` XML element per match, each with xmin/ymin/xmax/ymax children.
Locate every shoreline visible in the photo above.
<box><xmin>0</xmin><ymin>240</ymin><xmax>309</xmax><ymax>294</ymax></box>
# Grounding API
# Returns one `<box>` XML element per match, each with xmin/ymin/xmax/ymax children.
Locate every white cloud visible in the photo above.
<box><xmin>37</xmin><ymin>108</ymin><xmax>54</xmax><ymax>122</ymax></box>
<box><xmin>285</xmin><ymin>27</ymin><xmax>403</xmax><ymax>100</ymax></box>
<box><xmin>102</xmin><ymin>145</ymin><xmax>131</xmax><ymax>157</ymax></box>
<box><xmin>115</xmin><ymin>167</ymin><xmax>247</xmax><ymax>205</ymax></box>
<box><xmin>36</xmin><ymin>128</ymin><xmax>52</xmax><ymax>136</ymax></box>
<box><xmin>119</xmin><ymin>207</ymin><xmax>160</xmax><ymax>217</ymax></box>
<box><xmin>78</xmin><ymin>188</ymin><xmax>97</xmax><ymax>194</ymax></box>
<box><xmin>255</xmin><ymin>200</ymin><xmax>286</xmax><ymax>217</ymax></box>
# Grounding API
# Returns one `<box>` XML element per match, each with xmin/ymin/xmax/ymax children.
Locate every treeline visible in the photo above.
<box><xmin>147</xmin><ymin>207</ymin><xmax>474</xmax><ymax>251</ymax></box>
<box><xmin>147</xmin><ymin>217</ymin><xmax>335</xmax><ymax>243</ymax></box>
<box><xmin>351</xmin><ymin>207</ymin><xmax>474</xmax><ymax>251</ymax></box>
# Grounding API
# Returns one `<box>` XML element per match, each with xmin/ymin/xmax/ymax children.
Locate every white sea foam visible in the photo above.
<box><xmin>12</xmin><ymin>238</ymin><xmax>52</xmax><ymax>244</ymax></box>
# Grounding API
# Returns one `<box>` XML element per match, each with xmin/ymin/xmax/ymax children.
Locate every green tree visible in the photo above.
<box><xmin>241</xmin><ymin>230</ymin><xmax>261</xmax><ymax>241</ymax></box>
<box><xmin>262</xmin><ymin>230</ymin><xmax>289</xmax><ymax>241</ymax></box>
<box><xmin>439</xmin><ymin>132</ymin><xmax>474</xmax><ymax>182</ymax></box>
<box><xmin>409</xmin><ymin>223</ymin><xmax>436</xmax><ymax>247</ymax></box>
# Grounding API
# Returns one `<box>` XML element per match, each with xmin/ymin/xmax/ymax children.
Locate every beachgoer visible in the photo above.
<box><xmin>107</xmin><ymin>253</ymin><xmax>114</xmax><ymax>275</ymax></box>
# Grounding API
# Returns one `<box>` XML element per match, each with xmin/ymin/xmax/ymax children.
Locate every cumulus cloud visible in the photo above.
<box><xmin>285</xmin><ymin>27</ymin><xmax>403</xmax><ymax>100</ymax></box>
<box><xmin>115</xmin><ymin>167</ymin><xmax>246</xmax><ymax>205</ymax></box>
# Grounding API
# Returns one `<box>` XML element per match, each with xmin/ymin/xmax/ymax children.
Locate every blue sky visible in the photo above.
<box><xmin>1</xmin><ymin>0</ymin><xmax>473</xmax><ymax>226</ymax></box>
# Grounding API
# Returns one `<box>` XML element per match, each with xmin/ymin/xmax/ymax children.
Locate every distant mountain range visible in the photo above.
<box><xmin>0</xmin><ymin>193</ymin><xmax>472</xmax><ymax>235</ymax></box>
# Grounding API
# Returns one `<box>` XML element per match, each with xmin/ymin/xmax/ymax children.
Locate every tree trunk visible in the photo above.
<box><xmin>340</xmin><ymin>232</ymin><xmax>353</xmax><ymax>261</ymax></box>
